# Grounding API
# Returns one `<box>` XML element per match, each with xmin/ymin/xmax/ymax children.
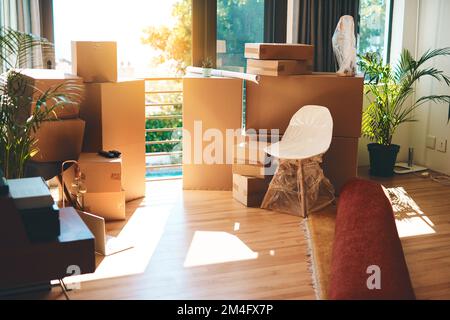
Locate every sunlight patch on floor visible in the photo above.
<box><xmin>64</xmin><ymin>204</ymin><xmax>173</xmax><ymax>285</ymax></box>
<box><xmin>184</xmin><ymin>231</ymin><xmax>258</xmax><ymax>267</ymax></box>
<box><xmin>385</xmin><ymin>187</ymin><xmax>435</xmax><ymax>238</ymax></box>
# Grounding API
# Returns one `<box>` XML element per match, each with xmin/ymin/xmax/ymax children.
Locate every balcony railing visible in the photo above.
<box><xmin>145</xmin><ymin>77</ymin><xmax>183</xmax><ymax>181</ymax></box>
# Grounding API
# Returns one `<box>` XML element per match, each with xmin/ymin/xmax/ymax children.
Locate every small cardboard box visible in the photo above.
<box><xmin>31</xmin><ymin>119</ymin><xmax>85</xmax><ymax>162</ymax></box>
<box><xmin>232</xmin><ymin>162</ymin><xmax>278</xmax><ymax>179</ymax></box>
<box><xmin>245</xmin><ymin>43</ymin><xmax>314</xmax><ymax>60</ymax></box>
<box><xmin>82</xmin><ymin>191</ymin><xmax>125</xmax><ymax>221</ymax></box>
<box><xmin>247</xmin><ymin>59</ymin><xmax>313</xmax><ymax>76</ymax></box>
<box><xmin>233</xmin><ymin>141</ymin><xmax>273</xmax><ymax>166</ymax></box>
<box><xmin>71</xmin><ymin>41</ymin><xmax>117</xmax><ymax>83</ymax></box>
<box><xmin>323</xmin><ymin>137</ymin><xmax>359</xmax><ymax>194</ymax></box>
<box><xmin>77</xmin><ymin>153</ymin><xmax>122</xmax><ymax>193</ymax></box>
<box><xmin>232</xmin><ymin>174</ymin><xmax>270</xmax><ymax>207</ymax></box>
<box><xmin>80</xmin><ymin>80</ymin><xmax>145</xmax><ymax>201</ymax></box>
<box><xmin>16</xmin><ymin>68</ymin><xmax>83</xmax><ymax>119</ymax></box>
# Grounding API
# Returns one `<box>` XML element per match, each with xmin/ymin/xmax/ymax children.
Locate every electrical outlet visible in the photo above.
<box><xmin>426</xmin><ymin>135</ymin><xmax>436</xmax><ymax>149</ymax></box>
<box><xmin>437</xmin><ymin>138</ymin><xmax>447</xmax><ymax>153</ymax></box>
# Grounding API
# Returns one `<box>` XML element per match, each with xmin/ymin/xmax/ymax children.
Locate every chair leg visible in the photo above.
<box><xmin>298</xmin><ymin>160</ymin><xmax>307</xmax><ymax>218</ymax></box>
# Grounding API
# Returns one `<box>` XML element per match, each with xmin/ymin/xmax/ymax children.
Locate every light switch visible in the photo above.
<box><xmin>437</xmin><ymin>138</ymin><xmax>447</xmax><ymax>153</ymax></box>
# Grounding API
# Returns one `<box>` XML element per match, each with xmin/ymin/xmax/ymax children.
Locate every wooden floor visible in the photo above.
<box><xmin>13</xmin><ymin>168</ymin><xmax>450</xmax><ymax>300</ymax></box>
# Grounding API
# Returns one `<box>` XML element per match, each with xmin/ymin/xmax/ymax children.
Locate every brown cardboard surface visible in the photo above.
<box><xmin>71</xmin><ymin>41</ymin><xmax>117</xmax><ymax>83</ymax></box>
<box><xmin>323</xmin><ymin>137</ymin><xmax>359</xmax><ymax>193</ymax></box>
<box><xmin>246</xmin><ymin>73</ymin><xmax>364</xmax><ymax>137</ymax></box>
<box><xmin>232</xmin><ymin>163</ymin><xmax>278</xmax><ymax>179</ymax></box>
<box><xmin>82</xmin><ymin>191</ymin><xmax>125</xmax><ymax>221</ymax></box>
<box><xmin>17</xmin><ymin>68</ymin><xmax>83</xmax><ymax>119</ymax></box>
<box><xmin>78</xmin><ymin>153</ymin><xmax>122</xmax><ymax>193</ymax></box>
<box><xmin>233</xmin><ymin>141</ymin><xmax>272</xmax><ymax>166</ymax></box>
<box><xmin>232</xmin><ymin>174</ymin><xmax>270</xmax><ymax>207</ymax></box>
<box><xmin>245</xmin><ymin>43</ymin><xmax>314</xmax><ymax>60</ymax></box>
<box><xmin>247</xmin><ymin>59</ymin><xmax>312</xmax><ymax>76</ymax></box>
<box><xmin>79</xmin><ymin>80</ymin><xmax>145</xmax><ymax>201</ymax></box>
<box><xmin>182</xmin><ymin>77</ymin><xmax>243</xmax><ymax>190</ymax></box>
<box><xmin>31</xmin><ymin>119</ymin><xmax>85</xmax><ymax>162</ymax></box>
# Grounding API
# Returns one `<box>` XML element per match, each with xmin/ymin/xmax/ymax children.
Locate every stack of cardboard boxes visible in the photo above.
<box><xmin>231</xmin><ymin>131</ymin><xmax>282</xmax><ymax>207</ymax></box>
<box><xmin>24</xmin><ymin>69</ymin><xmax>85</xmax><ymax>164</ymax></box>
<box><xmin>245</xmin><ymin>44</ymin><xmax>364</xmax><ymax>193</ymax></box>
<box><xmin>245</xmin><ymin>43</ymin><xmax>314</xmax><ymax>76</ymax></box>
<box><xmin>71</xmin><ymin>41</ymin><xmax>145</xmax><ymax>205</ymax></box>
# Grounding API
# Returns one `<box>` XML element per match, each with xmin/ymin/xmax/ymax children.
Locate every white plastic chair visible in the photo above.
<box><xmin>261</xmin><ymin>105</ymin><xmax>335</xmax><ymax>217</ymax></box>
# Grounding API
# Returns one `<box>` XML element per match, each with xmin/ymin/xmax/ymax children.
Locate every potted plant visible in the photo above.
<box><xmin>358</xmin><ymin>48</ymin><xmax>450</xmax><ymax>177</ymax></box>
<box><xmin>0</xmin><ymin>27</ymin><xmax>83</xmax><ymax>179</ymax></box>
<box><xmin>201</xmin><ymin>57</ymin><xmax>213</xmax><ymax>77</ymax></box>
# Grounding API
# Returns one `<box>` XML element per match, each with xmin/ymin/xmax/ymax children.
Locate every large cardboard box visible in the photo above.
<box><xmin>323</xmin><ymin>137</ymin><xmax>359</xmax><ymax>193</ymax></box>
<box><xmin>232</xmin><ymin>173</ymin><xmax>271</xmax><ymax>207</ymax></box>
<box><xmin>183</xmin><ymin>76</ymin><xmax>243</xmax><ymax>190</ymax></box>
<box><xmin>17</xmin><ymin>68</ymin><xmax>83</xmax><ymax>119</ymax></box>
<box><xmin>77</xmin><ymin>153</ymin><xmax>122</xmax><ymax>193</ymax></box>
<box><xmin>79</xmin><ymin>80</ymin><xmax>145</xmax><ymax>201</ymax></box>
<box><xmin>71</xmin><ymin>41</ymin><xmax>117</xmax><ymax>83</ymax></box>
<box><xmin>246</xmin><ymin>73</ymin><xmax>364</xmax><ymax>137</ymax></box>
<box><xmin>82</xmin><ymin>191</ymin><xmax>126</xmax><ymax>221</ymax></box>
<box><xmin>247</xmin><ymin>59</ymin><xmax>312</xmax><ymax>76</ymax></box>
<box><xmin>31</xmin><ymin>119</ymin><xmax>85</xmax><ymax>162</ymax></box>
<box><xmin>245</xmin><ymin>43</ymin><xmax>314</xmax><ymax>60</ymax></box>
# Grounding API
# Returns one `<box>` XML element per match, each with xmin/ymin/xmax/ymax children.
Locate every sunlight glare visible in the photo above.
<box><xmin>184</xmin><ymin>231</ymin><xmax>258</xmax><ymax>267</ymax></box>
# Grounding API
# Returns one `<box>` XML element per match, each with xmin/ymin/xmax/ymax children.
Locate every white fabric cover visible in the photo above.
<box><xmin>332</xmin><ymin>15</ymin><xmax>357</xmax><ymax>77</ymax></box>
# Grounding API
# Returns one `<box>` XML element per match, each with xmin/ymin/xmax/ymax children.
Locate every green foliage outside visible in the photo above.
<box><xmin>216</xmin><ymin>0</ymin><xmax>264</xmax><ymax>70</ymax></box>
<box><xmin>358</xmin><ymin>0</ymin><xmax>387</xmax><ymax>58</ymax></box>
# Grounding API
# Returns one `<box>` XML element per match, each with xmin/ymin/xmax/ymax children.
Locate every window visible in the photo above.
<box><xmin>216</xmin><ymin>0</ymin><xmax>265</xmax><ymax>72</ymax></box>
<box><xmin>358</xmin><ymin>0</ymin><xmax>393</xmax><ymax>62</ymax></box>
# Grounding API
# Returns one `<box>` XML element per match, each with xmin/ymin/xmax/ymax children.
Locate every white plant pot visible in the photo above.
<box><xmin>202</xmin><ymin>68</ymin><xmax>212</xmax><ymax>77</ymax></box>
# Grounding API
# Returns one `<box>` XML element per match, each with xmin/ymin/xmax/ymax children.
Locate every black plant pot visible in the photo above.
<box><xmin>367</xmin><ymin>143</ymin><xmax>400</xmax><ymax>177</ymax></box>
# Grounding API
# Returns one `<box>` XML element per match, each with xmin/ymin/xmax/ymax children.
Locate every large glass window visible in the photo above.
<box><xmin>216</xmin><ymin>0</ymin><xmax>265</xmax><ymax>72</ymax></box>
<box><xmin>358</xmin><ymin>0</ymin><xmax>392</xmax><ymax>61</ymax></box>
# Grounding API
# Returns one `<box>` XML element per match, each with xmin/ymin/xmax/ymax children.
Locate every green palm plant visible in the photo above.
<box><xmin>0</xmin><ymin>27</ymin><xmax>83</xmax><ymax>179</ymax></box>
<box><xmin>359</xmin><ymin>48</ymin><xmax>450</xmax><ymax>146</ymax></box>
<box><xmin>358</xmin><ymin>48</ymin><xmax>450</xmax><ymax>177</ymax></box>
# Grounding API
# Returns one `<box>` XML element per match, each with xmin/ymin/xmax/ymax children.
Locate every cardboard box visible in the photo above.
<box><xmin>245</xmin><ymin>43</ymin><xmax>314</xmax><ymax>60</ymax></box>
<box><xmin>80</xmin><ymin>80</ymin><xmax>145</xmax><ymax>201</ymax></box>
<box><xmin>82</xmin><ymin>191</ymin><xmax>126</xmax><ymax>221</ymax></box>
<box><xmin>247</xmin><ymin>59</ymin><xmax>312</xmax><ymax>76</ymax></box>
<box><xmin>246</xmin><ymin>73</ymin><xmax>364</xmax><ymax>137</ymax></box>
<box><xmin>77</xmin><ymin>153</ymin><xmax>122</xmax><ymax>193</ymax></box>
<box><xmin>71</xmin><ymin>41</ymin><xmax>117</xmax><ymax>83</ymax></box>
<box><xmin>323</xmin><ymin>137</ymin><xmax>359</xmax><ymax>194</ymax></box>
<box><xmin>17</xmin><ymin>68</ymin><xmax>83</xmax><ymax>119</ymax></box>
<box><xmin>232</xmin><ymin>162</ymin><xmax>278</xmax><ymax>179</ymax></box>
<box><xmin>233</xmin><ymin>141</ymin><xmax>273</xmax><ymax>166</ymax></box>
<box><xmin>232</xmin><ymin>174</ymin><xmax>271</xmax><ymax>207</ymax></box>
<box><xmin>31</xmin><ymin>119</ymin><xmax>85</xmax><ymax>162</ymax></box>
<box><xmin>183</xmin><ymin>76</ymin><xmax>243</xmax><ymax>190</ymax></box>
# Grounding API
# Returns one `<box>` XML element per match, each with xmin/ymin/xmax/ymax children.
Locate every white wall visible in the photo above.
<box><xmin>416</xmin><ymin>0</ymin><xmax>450</xmax><ymax>174</ymax></box>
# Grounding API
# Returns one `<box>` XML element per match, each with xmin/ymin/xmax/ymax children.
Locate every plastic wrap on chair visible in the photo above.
<box><xmin>261</xmin><ymin>157</ymin><xmax>335</xmax><ymax>216</ymax></box>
